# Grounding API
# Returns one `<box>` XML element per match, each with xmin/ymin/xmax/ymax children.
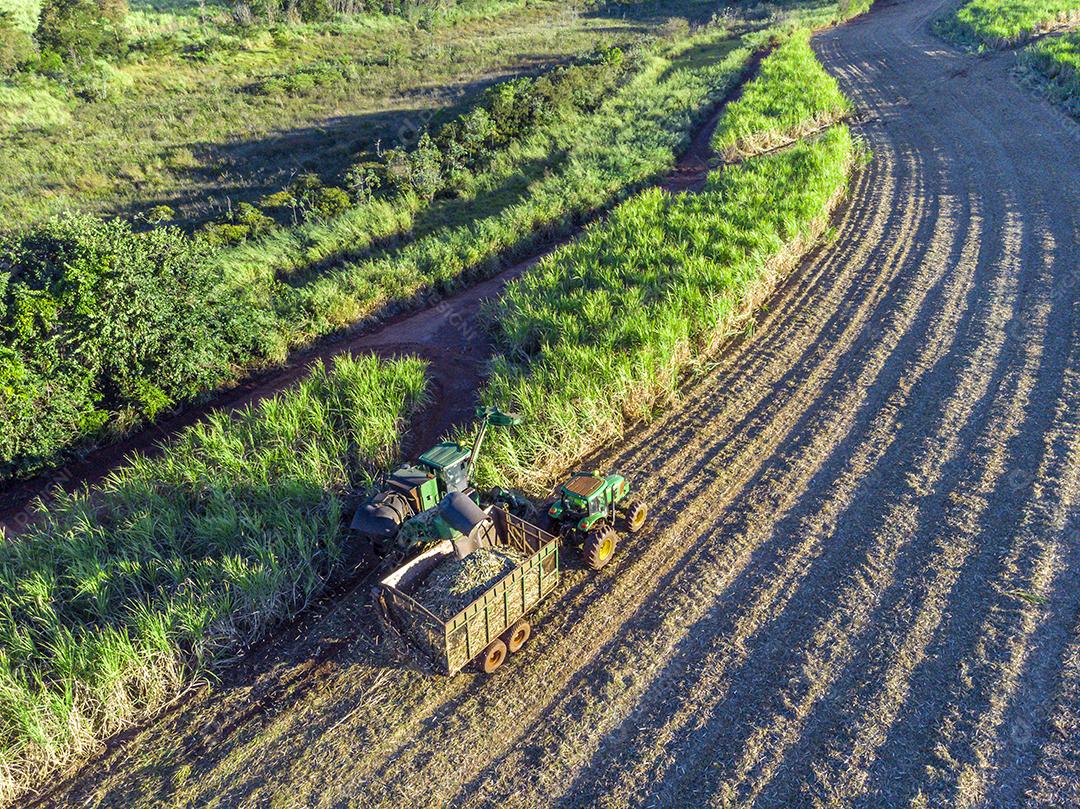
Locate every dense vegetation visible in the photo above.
<box><xmin>0</xmin><ymin>353</ymin><xmax>427</xmax><ymax>801</ymax></box>
<box><xmin>477</xmin><ymin>124</ymin><xmax>857</xmax><ymax>491</ymax></box>
<box><xmin>712</xmin><ymin>28</ymin><xmax>850</xmax><ymax>158</ymax></box>
<box><xmin>934</xmin><ymin>0</ymin><xmax>1080</xmax><ymax>48</ymax></box>
<box><xmin>0</xmin><ymin>22</ymin><xmax>752</xmax><ymax>481</ymax></box>
<box><xmin>201</xmin><ymin>44</ymin><xmax>631</xmax><ymax>245</ymax></box>
<box><xmin>0</xmin><ymin>214</ymin><xmax>266</xmax><ymax>478</ymax></box>
<box><xmin>1020</xmin><ymin>30</ymin><xmax>1080</xmax><ymax>115</ymax></box>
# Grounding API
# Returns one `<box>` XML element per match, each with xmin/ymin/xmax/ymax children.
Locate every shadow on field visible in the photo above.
<box><xmin>278</xmin><ymin>148</ymin><xmax>572</xmax><ymax>287</ymax></box>
<box><xmin>117</xmin><ymin>68</ymin><xmax>564</xmax><ymax>230</ymax></box>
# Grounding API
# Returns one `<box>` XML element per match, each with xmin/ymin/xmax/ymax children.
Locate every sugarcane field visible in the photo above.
<box><xmin>0</xmin><ymin>0</ymin><xmax>1077</xmax><ymax>806</ymax></box>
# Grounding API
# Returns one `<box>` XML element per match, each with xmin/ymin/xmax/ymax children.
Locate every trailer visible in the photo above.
<box><xmin>377</xmin><ymin>507</ymin><xmax>559</xmax><ymax>674</ymax></box>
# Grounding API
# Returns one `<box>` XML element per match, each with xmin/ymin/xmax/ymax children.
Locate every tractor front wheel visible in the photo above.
<box><xmin>623</xmin><ymin>500</ymin><xmax>648</xmax><ymax>534</ymax></box>
<box><xmin>583</xmin><ymin>525</ymin><xmax>619</xmax><ymax>570</ymax></box>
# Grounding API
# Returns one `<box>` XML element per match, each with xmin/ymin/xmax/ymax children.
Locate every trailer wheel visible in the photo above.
<box><xmin>583</xmin><ymin>525</ymin><xmax>618</xmax><ymax>570</ymax></box>
<box><xmin>503</xmin><ymin>620</ymin><xmax>531</xmax><ymax>653</ymax></box>
<box><xmin>480</xmin><ymin>638</ymin><xmax>508</xmax><ymax>674</ymax></box>
<box><xmin>623</xmin><ymin>500</ymin><xmax>648</xmax><ymax>534</ymax></box>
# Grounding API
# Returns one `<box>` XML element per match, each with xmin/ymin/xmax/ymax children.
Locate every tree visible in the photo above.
<box><xmin>36</xmin><ymin>0</ymin><xmax>128</xmax><ymax>66</ymax></box>
<box><xmin>0</xmin><ymin>12</ymin><xmax>36</xmax><ymax>75</ymax></box>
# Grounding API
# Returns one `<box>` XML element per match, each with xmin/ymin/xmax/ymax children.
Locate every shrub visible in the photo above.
<box><xmin>233</xmin><ymin>201</ymin><xmax>277</xmax><ymax>236</ymax></box>
<box><xmin>35</xmin><ymin>0</ymin><xmax>128</xmax><ymax>66</ymax></box>
<box><xmin>344</xmin><ymin>162</ymin><xmax>382</xmax><ymax>204</ymax></box>
<box><xmin>384</xmin><ymin>132</ymin><xmax>444</xmax><ymax>201</ymax></box>
<box><xmin>306</xmin><ymin>185</ymin><xmax>352</xmax><ymax>220</ymax></box>
<box><xmin>143</xmin><ymin>204</ymin><xmax>175</xmax><ymax>224</ymax></box>
<box><xmin>0</xmin><ymin>214</ymin><xmax>266</xmax><ymax>477</ymax></box>
<box><xmin>67</xmin><ymin>57</ymin><xmax>130</xmax><ymax>101</ymax></box>
<box><xmin>252</xmin><ymin>58</ymin><xmax>356</xmax><ymax>97</ymax></box>
<box><xmin>199</xmin><ymin>221</ymin><xmax>251</xmax><ymax>247</ymax></box>
<box><xmin>0</xmin><ymin>11</ymin><xmax>35</xmax><ymax>75</ymax></box>
<box><xmin>362</xmin><ymin>48</ymin><xmax>629</xmax><ymax>204</ymax></box>
<box><xmin>241</xmin><ymin>0</ymin><xmax>335</xmax><ymax>23</ymax></box>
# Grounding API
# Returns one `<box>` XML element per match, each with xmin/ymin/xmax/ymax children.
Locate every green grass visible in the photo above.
<box><xmin>1</xmin><ymin>22</ymin><xmax>761</xmax><ymax>485</ymax></box>
<box><xmin>0</xmin><ymin>78</ymin><xmax>70</xmax><ymax>133</ymax></box>
<box><xmin>712</xmin><ymin>28</ymin><xmax>851</xmax><ymax>158</ymax></box>
<box><xmin>0</xmin><ymin>3</ymin><xmax>866</xmax><ymax>797</ymax></box>
<box><xmin>0</xmin><ymin>0</ymin><xmax>705</xmax><ymax>232</ymax></box>
<box><xmin>0</xmin><ymin>0</ymin><xmax>38</xmax><ymax>32</ymax></box>
<box><xmin>0</xmin><ymin>353</ymin><xmax>428</xmax><ymax>802</ymax></box>
<box><xmin>476</xmin><ymin>125</ymin><xmax>857</xmax><ymax>492</ymax></box>
<box><xmin>934</xmin><ymin>0</ymin><xmax>1080</xmax><ymax>48</ymax></box>
<box><xmin>2</xmin><ymin>1</ymin><xmax>880</xmax><ymax>483</ymax></box>
<box><xmin>246</xmin><ymin>29</ymin><xmax>756</xmax><ymax>359</ymax></box>
<box><xmin>1020</xmin><ymin>30</ymin><xmax>1080</xmax><ymax>115</ymax></box>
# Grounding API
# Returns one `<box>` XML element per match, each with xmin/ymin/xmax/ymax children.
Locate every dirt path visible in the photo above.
<box><xmin>39</xmin><ymin>0</ymin><xmax>1080</xmax><ymax>806</ymax></box>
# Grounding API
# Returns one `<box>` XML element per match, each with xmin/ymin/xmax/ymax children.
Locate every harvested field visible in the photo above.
<box><xmin>24</xmin><ymin>0</ymin><xmax>1080</xmax><ymax>806</ymax></box>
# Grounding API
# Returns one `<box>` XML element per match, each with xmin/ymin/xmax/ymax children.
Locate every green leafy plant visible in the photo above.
<box><xmin>0</xmin><ymin>353</ymin><xmax>428</xmax><ymax>802</ymax></box>
<box><xmin>934</xmin><ymin>0</ymin><xmax>1080</xmax><ymax>48</ymax></box>
<box><xmin>0</xmin><ymin>11</ymin><xmax>35</xmax><ymax>75</ymax></box>
<box><xmin>477</xmin><ymin>126</ymin><xmax>856</xmax><ymax>491</ymax></box>
<box><xmin>713</xmin><ymin>29</ymin><xmax>851</xmax><ymax>159</ymax></box>
<box><xmin>0</xmin><ymin>214</ymin><xmax>266</xmax><ymax>477</ymax></box>
<box><xmin>35</xmin><ymin>0</ymin><xmax>128</xmax><ymax>67</ymax></box>
<box><xmin>1020</xmin><ymin>30</ymin><xmax>1079</xmax><ymax>116</ymax></box>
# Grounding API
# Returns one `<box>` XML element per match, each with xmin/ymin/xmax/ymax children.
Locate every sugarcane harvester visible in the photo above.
<box><xmin>350</xmin><ymin>406</ymin><xmax>520</xmax><ymax>555</ymax></box>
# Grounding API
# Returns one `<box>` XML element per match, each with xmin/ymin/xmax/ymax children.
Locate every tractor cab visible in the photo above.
<box><xmin>548</xmin><ymin>471</ymin><xmax>628</xmax><ymax>528</ymax></box>
<box><xmin>418</xmin><ymin>442</ymin><xmax>471</xmax><ymax>496</ymax></box>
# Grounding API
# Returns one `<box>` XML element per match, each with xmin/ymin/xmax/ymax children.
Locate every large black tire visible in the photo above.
<box><xmin>583</xmin><ymin>525</ymin><xmax>619</xmax><ymax>570</ymax></box>
<box><xmin>623</xmin><ymin>500</ymin><xmax>648</xmax><ymax>534</ymax></box>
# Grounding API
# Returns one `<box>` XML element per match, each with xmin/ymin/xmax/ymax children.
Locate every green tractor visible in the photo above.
<box><xmin>546</xmin><ymin>471</ymin><xmax>647</xmax><ymax>570</ymax></box>
<box><xmin>350</xmin><ymin>406</ymin><xmax>519</xmax><ymax>555</ymax></box>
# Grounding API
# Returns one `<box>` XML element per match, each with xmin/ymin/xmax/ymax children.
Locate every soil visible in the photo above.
<box><xmin>27</xmin><ymin>0</ymin><xmax>1080</xmax><ymax>806</ymax></box>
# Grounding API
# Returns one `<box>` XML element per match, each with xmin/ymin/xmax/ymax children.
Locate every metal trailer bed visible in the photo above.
<box><xmin>377</xmin><ymin>507</ymin><xmax>560</xmax><ymax>674</ymax></box>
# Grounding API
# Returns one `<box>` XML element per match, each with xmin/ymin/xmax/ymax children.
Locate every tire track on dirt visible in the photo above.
<box><xmin>341</xmin><ymin>124</ymin><xmax>930</xmax><ymax>806</ymax></box>
<box><xmin>444</xmin><ymin>136</ymin><xmax>947</xmax><ymax>807</ymax></box>
<box><xmin>740</xmin><ymin>16</ymin><xmax>1080</xmax><ymax>805</ymax></box>
<box><xmin>40</xmin><ymin>1</ymin><xmax>1080</xmax><ymax>806</ymax></box>
<box><xmin>761</xmin><ymin>217</ymin><xmax>1068</xmax><ymax>808</ymax></box>
<box><xmin>393</xmin><ymin>68</ymin><xmax>962</xmax><ymax>806</ymax></box>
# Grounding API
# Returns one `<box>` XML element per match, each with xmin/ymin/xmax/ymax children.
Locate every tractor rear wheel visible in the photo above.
<box><xmin>583</xmin><ymin>525</ymin><xmax>618</xmax><ymax>570</ymax></box>
<box><xmin>503</xmin><ymin>619</ymin><xmax>531</xmax><ymax>653</ymax></box>
<box><xmin>623</xmin><ymin>500</ymin><xmax>648</xmax><ymax>534</ymax></box>
<box><xmin>480</xmin><ymin>638</ymin><xmax>508</xmax><ymax>674</ymax></box>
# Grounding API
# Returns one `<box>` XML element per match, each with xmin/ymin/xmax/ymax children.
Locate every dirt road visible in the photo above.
<box><xmin>43</xmin><ymin>0</ymin><xmax>1079</xmax><ymax>806</ymax></box>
